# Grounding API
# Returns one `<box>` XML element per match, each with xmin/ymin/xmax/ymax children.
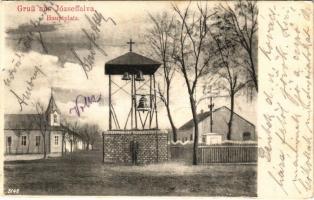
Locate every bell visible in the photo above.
<box><xmin>122</xmin><ymin>72</ymin><xmax>131</xmax><ymax>80</ymax></box>
<box><xmin>137</xmin><ymin>95</ymin><xmax>150</xmax><ymax>112</ymax></box>
<box><xmin>135</xmin><ymin>70</ymin><xmax>144</xmax><ymax>81</ymax></box>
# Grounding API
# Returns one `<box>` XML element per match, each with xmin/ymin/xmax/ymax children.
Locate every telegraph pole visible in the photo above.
<box><xmin>208</xmin><ymin>97</ymin><xmax>214</xmax><ymax>132</ymax></box>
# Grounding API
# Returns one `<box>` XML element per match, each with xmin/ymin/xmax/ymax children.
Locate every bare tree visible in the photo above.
<box><xmin>79</xmin><ymin>124</ymin><xmax>91</xmax><ymax>150</ymax></box>
<box><xmin>147</xmin><ymin>12</ymin><xmax>178</xmax><ymax>141</ymax></box>
<box><xmin>63</xmin><ymin>119</ymin><xmax>78</xmax><ymax>153</ymax></box>
<box><xmin>172</xmin><ymin>3</ymin><xmax>214</xmax><ymax>165</ymax></box>
<box><xmin>208</xmin><ymin>16</ymin><xmax>250</xmax><ymax>140</ymax></box>
<box><xmin>33</xmin><ymin>101</ymin><xmax>49</xmax><ymax>159</ymax></box>
<box><xmin>13</xmin><ymin>130</ymin><xmax>21</xmax><ymax>154</ymax></box>
<box><xmin>89</xmin><ymin>124</ymin><xmax>101</xmax><ymax>150</ymax></box>
<box><xmin>215</xmin><ymin>0</ymin><xmax>258</xmax><ymax>91</ymax></box>
<box><xmin>65</xmin><ymin>132</ymin><xmax>74</xmax><ymax>153</ymax></box>
<box><xmin>70</xmin><ymin>121</ymin><xmax>80</xmax><ymax>151</ymax></box>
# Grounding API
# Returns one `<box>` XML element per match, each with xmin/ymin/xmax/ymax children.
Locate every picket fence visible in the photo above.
<box><xmin>170</xmin><ymin>141</ymin><xmax>257</xmax><ymax>164</ymax></box>
<box><xmin>197</xmin><ymin>145</ymin><xmax>257</xmax><ymax>163</ymax></box>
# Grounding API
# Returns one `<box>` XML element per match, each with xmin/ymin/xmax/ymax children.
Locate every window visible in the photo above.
<box><xmin>53</xmin><ymin>114</ymin><xmax>58</xmax><ymax>123</ymax></box>
<box><xmin>21</xmin><ymin>136</ymin><xmax>27</xmax><ymax>146</ymax></box>
<box><xmin>54</xmin><ymin>136</ymin><xmax>59</xmax><ymax>145</ymax></box>
<box><xmin>202</xmin><ymin>137</ymin><xmax>206</xmax><ymax>143</ymax></box>
<box><xmin>35</xmin><ymin>136</ymin><xmax>41</xmax><ymax>146</ymax></box>
<box><xmin>243</xmin><ymin>132</ymin><xmax>251</xmax><ymax>141</ymax></box>
<box><xmin>7</xmin><ymin>137</ymin><xmax>12</xmax><ymax>146</ymax></box>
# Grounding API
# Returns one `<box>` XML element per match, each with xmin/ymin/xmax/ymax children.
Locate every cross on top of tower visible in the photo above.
<box><xmin>127</xmin><ymin>39</ymin><xmax>135</xmax><ymax>52</ymax></box>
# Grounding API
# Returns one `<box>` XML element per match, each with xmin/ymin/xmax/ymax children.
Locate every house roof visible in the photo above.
<box><xmin>4</xmin><ymin>114</ymin><xmax>64</xmax><ymax>131</ymax></box>
<box><xmin>5</xmin><ymin>92</ymin><xmax>66</xmax><ymax>131</ymax></box>
<box><xmin>4</xmin><ymin>114</ymin><xmax>41</xmax><ymax>130</ymax></box>
<box><xmin>179</xmin><ymin>111</ymin><xmax>211</xmax><ymax>131</ymax></box>
<box><xmin>179</xmin><ymin>106</ymin><xmax>255</xmax><ymax>130</ymax></box>
<box><xmin>105</xmin><ymin>51</ymin><xmax>161</xmax><ymax>75</ymax></box>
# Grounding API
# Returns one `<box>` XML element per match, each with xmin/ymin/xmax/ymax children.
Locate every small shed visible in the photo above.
<box><xmin>201</xmin><ymin>133</ymin><xmax>223</xmax><ymax>145</ymax></box>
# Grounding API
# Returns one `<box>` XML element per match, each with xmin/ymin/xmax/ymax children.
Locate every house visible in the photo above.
<box><xmin>177</xmin><ymin>106</ymin><xmax>256</xmax><ymax>143</ymax></box>
<box><xmin>4</xmin><ymin>92</ymin><xmax>82</xmax><ymax>157</ymax></box>
<box><xmin>63</xmin><ymin>126</ymin><xmax>85</xmax><ymax>152</ymax></box>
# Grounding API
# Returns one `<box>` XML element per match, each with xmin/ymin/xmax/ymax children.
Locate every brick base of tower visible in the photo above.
<box><xmin>103</xmin><ymin>130</ymin><xmax>169</xmax><ymax>164</ymax></box>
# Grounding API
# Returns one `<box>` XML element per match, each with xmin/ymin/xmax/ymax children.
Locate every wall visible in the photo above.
<box><xmin>4</xmin><ymin>130</ymin><xmax>64</xmax><ymax>155</ymax></box>
<box><xmin>177</xmin><ymin>109</ymin><xmax>256</xmax><ymax>142</ymax></box>
<box><xmin>103</xmin><ymin>130</ymin><xmax>169</xmax><ymax>164</ymax></box>
<box><xmin>211</xmin><ymin>109</ymin><xmax>256</xmax><ymax>141</ymax></box>
<box><xmin>177</xmin><ymin>129</ymin><xmax>194</xmax><ymax>143</ymax></box>
<box><xmin>50</xmin><ymin>131</ymin><xmax>63</xmax><ymax>153</ymax></box>
<box><xmin>49</xmin><ymin>111</ymin><xmax>60</xmax><ymax>127</ymax></box>
<box><xmin>4</xmin><ymin>130</ymin><xmax>44</xmax><ymax>154</ymax></box>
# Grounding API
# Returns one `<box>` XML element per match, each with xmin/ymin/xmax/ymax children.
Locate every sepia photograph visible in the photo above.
<box><xmin>1</xmin><ymin>0</ymin><xmax>311</xmax><ymax>198</ymax></box>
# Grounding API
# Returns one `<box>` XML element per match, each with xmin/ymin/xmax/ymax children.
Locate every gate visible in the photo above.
<box><xmin>130</xmin><ymin>141</ymin><xmax>139</xmax><ymax>165</ymax></box>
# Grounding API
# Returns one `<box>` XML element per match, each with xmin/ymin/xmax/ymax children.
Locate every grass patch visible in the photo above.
<box><xmin>4</xmin><ymin>150</ymin><xmax>256</xmax><ymax>196</ymax></box>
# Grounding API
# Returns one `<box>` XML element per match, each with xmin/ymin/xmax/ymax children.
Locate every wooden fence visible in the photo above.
<box><xmin>171</xmin><ymin>143</ymin><xmax>257</xmax><ymax>164</ymax></box>
<box><xmin>198</xmin><ymin>145</ymin><xmax>257</xmax><ymax>163</ymax></box>
<box><xmin>170</xmin><ymin>144</ymin><xmax>193</xmax><ymax>162</ymax></box>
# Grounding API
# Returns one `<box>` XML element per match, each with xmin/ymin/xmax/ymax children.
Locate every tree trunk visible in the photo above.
<box><xmin>27</xmin><ymin>133</ymin><xmax>30</xmax><ymax>153</ymax></box>
<box><xmin>227</xmin><ymin>92</ymin><xmax>235</xmax><ymax>140</ymax></box>
<box><xmin>249</xmin><ymin>52</ymin><xmax>258</xmax><ymax>92</ymax></box>
<box><xmin>165</xmin><ymin>104</ymin><xmax>177</xmax><ymax>142</ymax></box>
<box><xmin>16</xmin><ymin>136</ymin><xmax>20</xmax><ymax>154</ymax></box>
<box><xmin>61</xmin><ymin>132</ymin><xmax>64</xmax><ymax>156</ymax></box>
<box><xmin>70</xmin><ymin>140</ymin><xmax>73</xmax><ymax>153</ymax></box>
<box><xmin>64</xmin><ymin>141</ymin><xmax>67</xmax><ymax>155</ymax></box>
<box><xmin>43</xmin><ymin>135</ymin><xmax>47</xmax><ymax>159</ymax></box>
<box><xmin>189</xmin><ymin>95</ymin><xmax>199</xmax><ymax>165</ymax></box>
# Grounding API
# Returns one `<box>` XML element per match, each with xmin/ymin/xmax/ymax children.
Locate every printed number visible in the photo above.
<box><xmin>7</xmin><ymin>188</ymin><xmax>19</xmax><ymax>194</ymax></box>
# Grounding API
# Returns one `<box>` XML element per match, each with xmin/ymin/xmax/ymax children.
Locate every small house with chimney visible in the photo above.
<box><xmin>177</xmin><ymin>106</ymin><xmax>256</xmax><ymax>144</ymax></box>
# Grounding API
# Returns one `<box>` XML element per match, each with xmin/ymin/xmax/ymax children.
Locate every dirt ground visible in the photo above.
<box><xmin>4</xmin><ymin>150</ymin><xmax>257</xmax><ymax>196</ymax></box>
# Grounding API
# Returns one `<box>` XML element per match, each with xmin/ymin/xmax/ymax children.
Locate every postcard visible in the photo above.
<box><xmin>0</xmin><ymin>1</ymin><xmax>312</xmax><ymax>198</ymax></box>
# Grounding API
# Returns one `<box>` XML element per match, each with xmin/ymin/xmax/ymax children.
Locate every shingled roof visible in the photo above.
<box><xmin>4</xmin><ymin>114</ymin><xmax>41</xmax><ymax>130</ymax></box>
<box><xmin>46</xmin><ymin>94</ymin><xmax>61</xmax><ymax>115</ymax></box>
<box><xmin>4</xmin><ymin>114</ymin><xmax>66</xmax><ymax>131</ymax></box>
<box><xmin>179</xmin><ymin>106</ymin><xmax>254</xmax><ymax>130</ymax></box>
<box><xmin>105</xmin><ymin>52</ymin><xmax>161</xmax><ymax>75</ymax></box>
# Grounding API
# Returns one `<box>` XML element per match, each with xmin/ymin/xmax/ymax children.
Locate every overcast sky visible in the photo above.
<box><xmin>2</xmin><ymin>1</ymin><xmax>256</xmax><ymax>130</ymax></box>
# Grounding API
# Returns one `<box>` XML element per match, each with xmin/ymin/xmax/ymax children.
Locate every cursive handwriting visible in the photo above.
<box><xmin>259</xmin><ymin>5</ymin><xmax>313</xmax><ymax>196</ymax></box>
<box><xmin>69</xmin><ymin>94</ymin><xmax>102</xmax><ymax>117</ymax></box>
<box><xmin>71</xmin><ymin>10</ymin><xmax>116</xmax><ymax>79</ymax></box>
<box><xmin>268</xmin><ymin>151</ymin><xmax>288</xmax><ymax>195</ymax></box>
<box><xmin>10</xmin><ymin>65</ymin><xmax>46</xmax><ymax>111</ymax></box>
<box><xmin>3</xmin><ymin>53</ymin><xmax>24</xmax><ymax>87</ymax></box>
<box><xmin>15</xmin><ymin>1</ymin><xmax>61</xmax><ymax>53</ymax></box>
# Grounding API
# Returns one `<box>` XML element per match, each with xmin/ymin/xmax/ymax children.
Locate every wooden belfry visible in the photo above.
<box><xmin>105</xmin><ymin>39</ymin><xmax>161</xmax><ymax>130</ymax></box>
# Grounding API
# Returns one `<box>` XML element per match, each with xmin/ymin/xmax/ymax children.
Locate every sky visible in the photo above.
<box><xmin>2</xmin><ymin>1</ymin><xmax>256</xmax><ymax>130</ymax></box>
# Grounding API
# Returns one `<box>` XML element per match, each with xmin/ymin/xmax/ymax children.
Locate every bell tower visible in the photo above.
<box><xmin>46</xmin><ymin>88</ymin><xmax>61</xmax><ymax>127</ymax></box>
<box><xmin>105</xmin><ymin>39</ymin><xmax>160</xmax><ymax>130</ymax></box>
<box><xmin>103</xmin><ymin>39</ymin><xmax>169</xmax><ymax>165</ymax></box>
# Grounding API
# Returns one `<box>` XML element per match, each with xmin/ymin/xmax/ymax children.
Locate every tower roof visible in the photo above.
<box><xmin>105</xmin><ymin>52</ymin><xmax>161</xmax><ymax>75</ymax></box>
<box><xmin>46</xmin><ymin>93</ymin><xmax>61</xmax><ymax>114</ymax></box>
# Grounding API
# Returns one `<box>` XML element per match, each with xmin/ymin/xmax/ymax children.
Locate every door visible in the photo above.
<box><xmin>130</xmin><ymin>141</ymin><xmax>139</xmax><ymax>165</ymax></box>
